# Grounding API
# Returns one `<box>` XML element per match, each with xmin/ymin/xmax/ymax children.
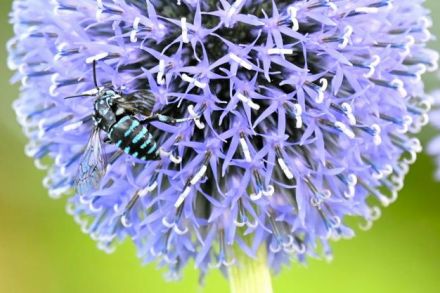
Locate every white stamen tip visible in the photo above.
<box><xmin>157</xmin><ymin>59</ymin><xmax>166</xmax><ymax>85</ymax></box>
<box><xmin>181</xmin><ymin>17</ymin><xmax>189</xmax><ymax>43</ymax></box>
<box><xmin>335</xmin><ymin>121</ymin><xmax>355</xmax><ymax>139</ymax></box>
<box><xmin>237</xmin><ymin>93</ymin><xmax>260</xmax><ymax>110</ymax></box>
<box><xmin>278</xmin><ymin>158</ymin><xmax>294</xmax><ymax>179</ymax></box>
<box><xmin>288</xmin><ymin>6</ymin><xmax>299</xmax><ymax>31</ymax></box>
<box><xmin>63</xmin><ymin>121</ymin><xmax>83</xmax><ymax>132</ymax></box>
<box><xmin>229</xmin><ymin>53</ymin><xmax>253</xmax><ymax>70</ymax></box>
<box><xmin>181</xmin><ymin>74</ymin><xmax>206</xmax><ymax>89</ymax></box>
<box><xmin>190</xmin><ymin>165</ymin><xmax>207</xmax><ymax>185</ymax></box>
<box><xmin>267</xmin><ymin>48</ymin><xmax>294</xmax><ymax>55</ymax></box>
<box><xmin>86</xmin><ymin>52</ymin><xmax>109</xmax><ymax>64</ymax></box>
<box><xmin>239</xmin><ymin>137</ymin><xmax>252</xmax><ymax>162</ymax></box>
<box><xmin>175</xmin><ymin>186</ymin><xmax>191</xmax><ymax>208</ymax></box>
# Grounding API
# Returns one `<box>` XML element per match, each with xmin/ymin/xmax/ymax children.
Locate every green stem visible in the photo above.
<box><xmin>228</xmin><ymin>245</ymin><xmax>273</xmax><ymax>293</ymax></box>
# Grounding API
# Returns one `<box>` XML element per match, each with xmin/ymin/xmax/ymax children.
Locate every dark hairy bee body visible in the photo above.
<box><xmin>70</xmin><ymin>60</ymin><xmax>198</xmax><ymax>195</ymax></box>
<box><xmin>94</xmin><ymin>89</ymin><xmax>159</xmax><ymax>160</ymax></box>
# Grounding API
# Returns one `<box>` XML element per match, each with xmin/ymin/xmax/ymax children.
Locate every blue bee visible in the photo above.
<box><xmin>67</xmin><ymin>60</ymin><xmax>197</xmax><ymax>195</ymax></box>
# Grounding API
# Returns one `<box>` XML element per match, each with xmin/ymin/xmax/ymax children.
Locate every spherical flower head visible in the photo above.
<box><xmin>8</xmin><ymin>0</ymin><xmax>438</xmax><ymax>279</ymax></box>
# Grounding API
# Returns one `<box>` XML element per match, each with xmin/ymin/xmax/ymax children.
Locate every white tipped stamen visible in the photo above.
<box><xmin>391</xmin><ymin>79</ymin><xmax>407</xmax><ymax>97</ymax></box>
<box><xmin>139</xmin><ymin>181</ymin><xmax>158</xmax><ymax>197</ymax></box>
<box><xmin>130</xmin><ymin>18</ymin><xmax>141</xmax><ymax>43</ymax></box>
<box><xmin>190</xmin><ymin>165</ymin><xmax>207</xmax><ymax>185</ymax></box>
<box><xmin>288</xmin><ymin>6</ymin><xmax>299</xmax><ymax>31</ymax></box>
<box><xmin>364</xmin><ymin>55</ymin><xmax>381</xmax><ymax>78</ymax></box>
<box><xmin>250</xmin><ymin>191</ymin><xmax>263</xmax><ymax>201</ymax></box>
<box><xmin>334</xmin><ymin>121</ymin><xmax>355</xmax><ymax>139</ymax></box>
<box><xmin>341</xmin><ymin>102</ymin><xmax>357</xmax><ymax>125</ymax></box>
<box><xmin>316</xmin><ymin>78</ymin><xmax>328</xmax><ymax>103</ymax></box>
<box><xmin>237</xmin><ymin>93</ymin><xmax>260</xmax><ymax>110</ymax></box>
<box><xmin>267</xmin><ymin>48</ymin><xmax>294</xmax><ymax>55</ymax></box>
<box><xmin>355</xmin><ymin>6</ymin><xmax>379</xmax><ymax>14</ymax></box>
<box><xmin>339</xmin><ymin>25</ymin><xmax>353</xmax><ymax>49</ymax></box>
<box><xmin>262</xmin><ymin>185</ymin><xmax>275</xmax><ymax>197</ymax></box>
<box><xmin>188</xmin><ymin>104</ymin><xmax>205</xmax><ymax>129</ymax></box>
<box><xmin>63</xmin><ymin>121</ymin><xmax>83</xmax><ymax>132</ymax></box>
<box><xmin>175</xmin><ymin>186</ymin><xmax>191</xmax><ymax>208</ymax></box>
<box><xmin>86</xmin><ymin>52</ymin><xmax>109</xmax><ymax>64</ymax></box>
<box><xmin>239</xmin><ymin>137</ymin><xmax>252</xmax><ymax>162</ymax></box>
<box><xmin>292</xmin><ymin>104</ymin><xmax>303</xmax><ymax>128</ymax></box>
<box><xmin>229</xmin><ymin>53</ymin><xmax>253</xmax><ymax>70</ymax></box>
<box><xmin>157</xmin><ymin>59</ymin><xmax>166</xmax><ymax>85</ymax></box>
<box><xmin>181</xmin><ymin>73</ymin><xmax>206</xmax><ymax>89</ymax></box>
<box><xmin>181</xmin><ymin>17</ymin><xmax>189</xmax><ymax>43</ymax></box>
<box><xmin>278</xmin><ymin>158</ymin><xmax>294</xmax><ymax>179</ymax></box>
<box><xmin>121</xmin><ymin>215</ymin><xmax>132</xmax><ymax>228</ymax></box>
<box><xmin>170</xmin><ymin>154</ymin><xmax>182</xmax><ymax>164</ymax></box>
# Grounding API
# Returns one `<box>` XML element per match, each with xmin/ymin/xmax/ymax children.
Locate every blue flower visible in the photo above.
<box><xmin>9</xmin><ymin>0</ymin><xmax>437</xmax><ymax>279</ymax></box>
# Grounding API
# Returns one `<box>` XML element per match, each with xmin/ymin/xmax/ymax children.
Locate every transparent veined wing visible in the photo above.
<box><xmin>74</xmin><ymin>127</ymin><xmax>107</xmax><ymax>195</ymax></box>
<box><xmin>116</xmin><ymin>90</ymin><xmax>156</xmax><ymax>116</ymax></box>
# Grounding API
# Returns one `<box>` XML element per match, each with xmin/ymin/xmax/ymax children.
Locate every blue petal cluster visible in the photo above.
<box><xmin>9</xmin><ymin>0</ymin><xmax>438</xmax><ymax>279</ymax></box>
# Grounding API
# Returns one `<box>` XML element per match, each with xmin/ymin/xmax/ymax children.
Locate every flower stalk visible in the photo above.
<box><xmin>229</xmin><ymin>245</ymin><xmax>273</xmax><ymax>293</ymax></box>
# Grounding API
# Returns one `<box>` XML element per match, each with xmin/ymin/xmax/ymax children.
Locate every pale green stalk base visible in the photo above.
<box><xmin>228</xmin><ymin>245</ymin><xmax>273</xmax><ymax>293</ymax></box>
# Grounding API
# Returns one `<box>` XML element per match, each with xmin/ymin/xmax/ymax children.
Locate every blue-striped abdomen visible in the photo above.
<box><xmin>108</xmin><ymin>116</ymin><xmax>159</xmax><ymax>160</ymax></box>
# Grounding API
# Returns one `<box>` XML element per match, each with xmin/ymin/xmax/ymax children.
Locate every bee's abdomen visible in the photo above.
<box><xmin>108</xmin><ymin>116</ymin><xmax>159</xmax><ymax>161</ymax></box>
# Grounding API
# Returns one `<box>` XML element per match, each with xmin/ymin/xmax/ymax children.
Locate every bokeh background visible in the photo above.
<box><xmin>1</xmin><ymin>1</ymin><xmax>440</xmax><ymax>292</ymax></box>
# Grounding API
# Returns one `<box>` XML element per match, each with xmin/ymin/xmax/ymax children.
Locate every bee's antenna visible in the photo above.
<box><xmin>93</xmin><ymin>59</ymin><xmax>99</xmax><ymax>89</ymax></box>
<box><xmin>64</xmin><ymin>94</ymin><xmax>95</xmax><ymax>100</ymax></box>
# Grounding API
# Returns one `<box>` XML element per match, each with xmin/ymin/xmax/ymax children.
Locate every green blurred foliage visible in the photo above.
<box><xmin>1</xmin><ymin>1</ymin><xmax>440</xmax><ymax>292</ymax></box>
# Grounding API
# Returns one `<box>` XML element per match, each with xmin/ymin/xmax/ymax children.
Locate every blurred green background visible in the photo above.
<box><xmin>1</xmin><ymin>1</ymin><xmax>440</xmax><ymax>292</ymax></box>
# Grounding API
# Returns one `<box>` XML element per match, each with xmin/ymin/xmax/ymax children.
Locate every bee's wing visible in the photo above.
<box><xmin>74</xmin><ymin>128</ymin><xmax>107</xmax><ymax>195</ymax></box>
<box><xmin>116</xmin><ymin>90</ymin><xmax>156</xmax><ymax>116</ymax></box>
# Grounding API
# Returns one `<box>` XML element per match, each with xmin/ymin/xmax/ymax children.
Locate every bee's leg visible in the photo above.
<box><xmin>103</xmin><ymin>137</ymin><xmax>112</xmax><ymax>144</ymax></box>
